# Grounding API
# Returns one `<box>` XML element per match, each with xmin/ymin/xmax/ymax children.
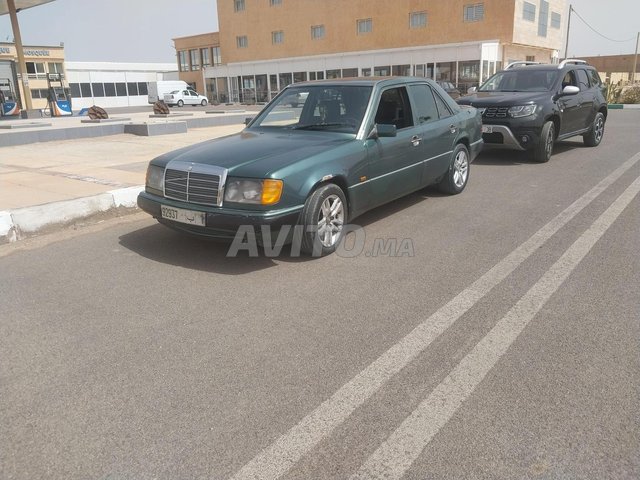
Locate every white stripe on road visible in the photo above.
<box><xmin>230</xmin><ymin>152</ymin><xmax>640</xmax><ymax>480</ymax></box>
<box><xmin>351</xmin><ymin>174</ymin><xmax>640</xmax><ymax>480</ymax></box>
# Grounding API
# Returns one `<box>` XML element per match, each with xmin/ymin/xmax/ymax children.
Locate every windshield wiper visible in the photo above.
<box><xmin>292</xmin><ymin>123</ymin><xmax>353</xmax><ymax>130</ymax></box>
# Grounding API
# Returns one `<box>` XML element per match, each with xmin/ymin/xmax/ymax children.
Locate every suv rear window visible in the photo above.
<box><xmin>588</xmin><ymin>69</ymin><xmax>602</xmax><ymax>87</ymax></box>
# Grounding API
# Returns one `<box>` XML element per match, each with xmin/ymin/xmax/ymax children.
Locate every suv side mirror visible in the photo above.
<box><xmin>368</xmin><ymin>123</ymin><xmax>397</xmax><ymax>139</ymax></box>
<box><xmin>561</xmin><ymin>85</ymin><xmax>580</xmax><ymax>96</ymax></box>
<box><xmin>467</xmin><ymin>86</ymin><xmax>477</xmax><ymax>94</ymax></box>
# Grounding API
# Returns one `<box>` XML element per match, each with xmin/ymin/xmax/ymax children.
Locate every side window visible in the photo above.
<box><xmin>433</xmin><ymin>92</ymin><xmax>453</xmax><ymax>119</ymax></box>
<box><xmin>561</xmin><ymin>71</ymin><xmax>578</xmax><ymax>89</ymax></box>
<box><xmin>183</xmin><ymin>90</ymin><xmax>189</xmax><ymax>95</ymax></box>
<box><xmin>588</xmin><ymin>69</ymin><xmax>602</xmax><ymax>87</ymax></box>
<box><xmin>409</xmin><ymin>84</ymin><xmax>439</xmax><ymax>124</ymax></box>
<box><xmin>374</xmin><ymin>87</ymin><xmax>414</xmax><ymax>129</ymax></box>
<box><xmin>576</xmin><ymin>70</ymin><xmax>590</xmax><ymax>91</ymax></box>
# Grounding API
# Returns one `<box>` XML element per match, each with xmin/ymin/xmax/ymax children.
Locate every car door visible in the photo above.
<box><xmin>187</xmin><ymin>90</ymin><xmax>197</xmax><ymax>105</ymax></box>
<box><xmin>576</xmin><ymin>69</ymin><xmax>595</xmax><ymax>130</ymax></box>
<box><xmin>366</xmin><ymin>86</ymin><xmax>425</xmax><ymax>207</ymax></box>
<box><xmin>557</xmin><ymin>70</ymin><xmax>582</xmax><ymax>135</ymax></box>
<box><xmin>408</xmin><ymin>83</ymin><xmax>457</xmax><ymax>186</ymax></box>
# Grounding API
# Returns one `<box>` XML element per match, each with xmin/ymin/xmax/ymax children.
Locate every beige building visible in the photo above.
<box><xmin>174</xmin><ymin>0</ymin><xmax>567</xmax><ymax>103</ymax></box>
<box><xmin>173</xmin><ymin>32</ymin><xmax>221</xmax><ymax>96</ymax></box>
<box><xmin>0</xmin><ymin>42</ymin><xmax>66</xmax><ymax>111</ymax></box>
<box><xmin>580</xmin><ymin>54</ymin><xmax>640</xmax><ymax>84</ymax></box>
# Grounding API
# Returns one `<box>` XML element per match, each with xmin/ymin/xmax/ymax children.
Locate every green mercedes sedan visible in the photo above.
<box><xmin>138</xmin><ymin>77</ymin><xmax>483</xmax><ymax>256</ymax></box>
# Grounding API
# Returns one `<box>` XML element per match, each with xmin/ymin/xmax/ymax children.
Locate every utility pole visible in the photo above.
<box><xmin>633</xmin><ymin>31</ymin><xmax>639</xmax><ymax>84</ymax></box>
<box><xmin>564</xmin><ymin>4</ymin><xmax>573</xmax><ymax>59</ymax></box>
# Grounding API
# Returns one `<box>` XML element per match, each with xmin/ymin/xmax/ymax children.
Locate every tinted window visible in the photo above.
<box><xmin>127</xmin><ymin>82</ymin><xmax>139</xmax><ymax>96</ymax></box>
<box><xmin>80</xmin><ymin>83</ymin><xmax>92</xmax><ymax>97</ymax></box>
<box><xmin>69</xmin><ymin>83</ymin><xmax>81</xmax><ymax>98</ymax></box>
<box><xmin>116</xmin><ymin>83</ymin><xmax>127</xmax><ymax>96</ymax></box>
<box><xmin>576</xmin><ymin>70</ymin><xmax>590</xmax><ymax>91</ymax></box>
<box><xmin>433</xmin><ymin>92</ymin><xmax>452</xmax><ymax>118</ymax></box>
<box><xmin>588</xmin><ymin>70</ymin><xmax>602</xmax><ymax>87</ymax></box>
<box><xmin>104</xmin><ymin>83</ymin><xmax>116</xmax><ymax>97</ymax></box>
<box><xmin>92</xmin><ymin>83</ymin><xmax>105</xmax><ymax>97</ymax></box>
<box><xmin>137</xmin><ymin>82</ymin><xmax>148</xmax><ymax>95</ymax></box>
<box><xmin>375</xmin><ymin>87</ymin><xmax>414</xmax><ymax>129</ymax></box>
<box><xmin>409</xmin><ymin>84</ymin><xmax>439</xmax><ymax>124</ymax></box>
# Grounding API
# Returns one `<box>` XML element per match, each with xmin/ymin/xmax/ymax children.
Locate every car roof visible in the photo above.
<box><xmin>286</xmin><ymin>76</ymin><xmax>437</xmax><ymax>88</ymax></box>
<box><xmin>501</xmin><ymin>63</ymin><xmax>595</xmax><ymax>72</ymax></box>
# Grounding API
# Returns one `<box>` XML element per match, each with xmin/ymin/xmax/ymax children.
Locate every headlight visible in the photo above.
<box><xmin>224</xmin><ymin>178</ymin><xmax>283</xmax><ymax>206</ymax></box>
<box><xmin>145</xmin><ymin>164</ymin><xmax>164</xmax><ymax>191</ymax></box>
<box><xmin>508</xmin><ymin>105</ymin><xmax>537</xmax><ymax>118</ymax></box>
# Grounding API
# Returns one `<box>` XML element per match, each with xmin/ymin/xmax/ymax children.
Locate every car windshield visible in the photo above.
<box><xmin>479</xmin><ymin>70</ymin><xmax>559</xmax><ymax>92</ymax></box>
<box><xmin>250</xmin><ymin>85</ymin><xmax>373</xmax><ymax>134</ymax></box>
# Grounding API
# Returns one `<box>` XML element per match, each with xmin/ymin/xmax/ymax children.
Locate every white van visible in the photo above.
<box><xmin>148</xmin><ymin>81</ymin><xmax>190</xmax><ymax>104</ymax></box>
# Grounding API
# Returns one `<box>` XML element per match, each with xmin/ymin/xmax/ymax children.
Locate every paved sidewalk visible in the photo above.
<box><xmin>0</xmin><ymin>123</ymin><xmax>244</xmax><ymax>243</ymax></box>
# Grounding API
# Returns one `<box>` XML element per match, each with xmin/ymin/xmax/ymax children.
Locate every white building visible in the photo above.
<box><xmin>66</xmin><ymin>62</ymin><xmax>178</xmax><ymax>109</ymax></box>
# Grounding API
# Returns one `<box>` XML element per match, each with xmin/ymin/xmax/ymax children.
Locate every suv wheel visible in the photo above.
<box><xmin>583</xmin><ymin>112</ymin><xmax>605</xmax><ymax>147</ymax></box>
<box><xmin>531</xmin><ymin>121</ymin><xmax>555</xmax><ymax>163</ymax></box>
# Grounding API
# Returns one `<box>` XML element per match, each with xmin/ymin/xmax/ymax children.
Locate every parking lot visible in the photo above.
<box><xmin>1</xmin><ymin>110</ymin><xmax>639</xmax><ymax>479</ymax></box>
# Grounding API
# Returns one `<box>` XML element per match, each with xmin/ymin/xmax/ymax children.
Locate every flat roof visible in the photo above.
<box><xmin>0</xmin><ymin>0</ymin><xmax>56</xmax><ymax>16</ymax></box>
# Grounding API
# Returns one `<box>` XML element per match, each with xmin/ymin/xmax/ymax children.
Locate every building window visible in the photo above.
<box><xmin>69</xmin><ymin>83</ymin><xmax>81</xmax><ymax>98</ymax></box>
<box><xmin>116</xmin><ymin>83</ymin><xmax>127</xmax><ymax>96</ymax></box>
<box><xmin>311</xmin><ymin>25</ymin><xmax>325</xmax><ymax>40</ymax></box>
<box><xmin>80</xmin><ymin>83</ymin><xmax>92</xmax><ymax>97</ymax></box>
<box><xmin>464</xmin><ymin>3</ymin><xmax>484</xmax><ymax>22</ymax></box>
<box><xmin>234</xmin><ymin>0</ymin><xmax>245</xmax><ymax>12</ymax></box>
<box><xmin>26</xmin><ymin>62</ymin><xmax>45</xmax><ymax>78</ymax></box>
<box><xmin>272</xmin><ymin>30</ymin><xmax>284</xmax><ymax>45</ymax></box>
<box><xmin>523</xmin><ymin>2</ymin><xmax>536</xmax><ymax>21</ymax></box>
<box><xmin>410</xmin><ymin>11</ymin><xmax>427</xmax><ymax>29</ymax></box>
<box><xmin>357</xmin><ymin>18</ymin><xmax>372</xmax><ymax>35</ymax></box>
<box><xmin>342</xmin><ymin>68</ymin><xmax>358</xmax><ymax>78</ymax></box>
<box><xmin>127</xmin><ymin>82</ymin><xmax>139</xmax><ymax>96</ymax></box>
<box><xmin>236</xmin><ymin>36</ymin><xmax>248</xmax><ymax>48</ymax></box>
<box><xmin>212</xmin><ymin>46</ymin><xmax>222</xmax><ymax>65</ymax></box>
<box><xmin>201</xmin><ymin>48</ymin><xmax>210</xmax><ymax>67</ymax></box>
<box><xmin>270</xmin><ymin>0</ymin><xmax>281</xmax><ymax>5</ymax></box>
<box><xmin>104</xmin><ymin>83</ymin><xmax>116</xmax><ymax>97</ymax></box>
<box><xmin>178</xmin><ymin>51</ymin><xmax>188</xmax><ymax>72</ymax></box>
<box><xmin>190</xmin><ymin>49</ymin><xmax>200</xmax><ymax>70</ymax></box>
<box><xmin>47</xmin><ymin>62</ymin><xmax>64</xmax><ymax>75</ymax></box>
<box><xmin>137</xmin><ymin>82</ymin><xmax>148</xmax><ymax>96</ymax></box>
<box><xmin>526</xmin><ymin>55</ymin><xmax>535</xmax><ymax>62</ymax></box>
<box><xmin>551</xmin><ymin>11</ymin><xmax>561</xmax><ymax>29</ymax></box>
<box><xmin>538</xmin><ymin>0</ymin><xmax>549</xmax><ymax>37</ymax></box>
<box><xmin>92</xmin><ymin>83</ymin><xmax>104</xmax><ymax>96</ymax></box>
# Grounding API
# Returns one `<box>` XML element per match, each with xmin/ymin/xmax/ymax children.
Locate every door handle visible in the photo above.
<box><xmin>410</xmin><ymin>135</ymin><xmax>422</xmax><ymax>147</ymax></box>
<box><xmin>449</xmin><ymin>124</ymin><xmax>457</xmax><ymax>134</ymax></box>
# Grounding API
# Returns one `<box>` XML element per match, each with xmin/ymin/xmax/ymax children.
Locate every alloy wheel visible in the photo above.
<box><xmin>317</xmin><ymin>194</ymin><xmax>344</xmax><ymax>247</ymax></box>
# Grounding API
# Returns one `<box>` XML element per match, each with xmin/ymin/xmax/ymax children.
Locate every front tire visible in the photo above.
<box><xmin>583</xmin><ymin>112</ymin><xmax>605</xmax><ymax>147</ymax></box>
<box><xmin>201</xmin><ymin>99</ymin><xmax>208</xmax><ymax>106</ymax></box>
<box><xmin>437</xmin><ymin>144</ymin><xmax>470</xmax><ymax>195</ymax></box>
<box><xmin>300</xmin><ymin>184</ymin><xmax>347</xmax><ymax>256</ymax></box>
<box><xmin>177</xmin><ymin>100</ymin><xmax>184</xmax><ymax>107</ymax></box>
<box><xmin>531</xmin><ymin>121</ymin><xmax>555</xmax><ymax>163</ymax></box>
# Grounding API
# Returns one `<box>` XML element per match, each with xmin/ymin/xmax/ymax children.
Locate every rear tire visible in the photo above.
<box><xmin>437</xmin><ymin>144</ymin><xmax>470</xmax><ymax>195</ymax></box>
<box><xmin>531</xmin><ymin>121</ymin><xmax>554</xmax><ymax>163</ymax></box>
<box><xmin>583</xmin><ymin>112</ymin><xmax>605</xmax><ymax>147</ymax></box>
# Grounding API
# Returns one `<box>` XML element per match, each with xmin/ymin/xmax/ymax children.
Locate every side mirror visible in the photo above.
<box><xmin>368</xmin><ymin>123</ymin><xmax>397</xmax><ymax>139</ymax></box>
<box><xmin>244</xmin><ymin>117</ymin><xmax>254</xmax><ymax>126</ymax></box>
<box><xmin>561</xmin><ymin>85</ymin><xmax>580</xmax><ymax>96</ymax></box>
<box><xmin>467</xmin><ymin>86</ymin><xmax>477</xmax><ymax>95</ymax></box>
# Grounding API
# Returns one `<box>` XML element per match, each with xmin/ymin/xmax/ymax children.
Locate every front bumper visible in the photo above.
<box><xmin>137</xmin><ymin>191</ymin><xmax>303</xmax><ymax>241</ymax></box>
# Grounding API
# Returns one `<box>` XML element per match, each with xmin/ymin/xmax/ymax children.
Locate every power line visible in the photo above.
<box><xmin>571</xmin><ymin>7</ymin><xmax>637</xmax><ymax>43</ymax></box>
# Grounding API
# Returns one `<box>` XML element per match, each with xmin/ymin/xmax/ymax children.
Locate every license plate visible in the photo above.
<box><xmin>161</xmin><ymin>205</ymin><xmax>206</xmax><ymax>226</ymax></box>
<box><xmin>482</xmin><ymin>125</ymin><xmax>493</xmax><ymax>134</ymax></box>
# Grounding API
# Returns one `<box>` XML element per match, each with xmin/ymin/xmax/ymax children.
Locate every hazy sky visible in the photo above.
<box><xmin>0</xmin><ymin>0</ymin><xmax>637</xmax><ymax>63</ymax></box>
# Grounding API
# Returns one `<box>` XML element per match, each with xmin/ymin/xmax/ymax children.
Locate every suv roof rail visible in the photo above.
<box><xmin>558</xmin><ymin>59</ymin><xmax>588</xmax><ymax>69</ymax></box>
<box><xmin>505</xmin><ymin>61</ymin><xmax>542</xmax><ymax>69</ymax></box>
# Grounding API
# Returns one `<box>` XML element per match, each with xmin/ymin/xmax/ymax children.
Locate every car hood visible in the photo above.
<box><xmin>151</xmin><ymin>129</ymin><xmax>353</xmax><ymax>177</ymax></box>
<box><xmin>458</xmin><ymin>91</ymin><xmax>550</xmax><ymax>106</ymax></box>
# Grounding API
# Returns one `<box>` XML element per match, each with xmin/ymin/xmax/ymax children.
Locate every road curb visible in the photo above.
<box><xmin>0</xmin><ymin>186</ymin><xmax>144</xmax><ymax>245</ymax></box>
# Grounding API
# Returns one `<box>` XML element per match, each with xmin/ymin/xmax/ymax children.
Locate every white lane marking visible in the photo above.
<box><xmin>351</xmin><ymin>174</ymin><xmax>640</xmax><ymax>480</ymax></box>
<box><xmin>230</xmin><ymin>152</ymin><xmax>640</xmax><ymax>480</ymax></box>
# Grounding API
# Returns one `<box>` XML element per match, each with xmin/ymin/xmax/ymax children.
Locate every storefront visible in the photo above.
<box><xmin>203</xmin><ymin>41</ymin><xmax>503</xmax><ymax>104</ymax></box>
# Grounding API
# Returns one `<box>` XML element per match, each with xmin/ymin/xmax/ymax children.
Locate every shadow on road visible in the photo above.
<box><xmin>473</xmin><ymin>139</ymin><xmax>587</xmax><ymax>166</ymax></box>
<box><xmin>119</xmin><ymin>189</ymin><xmax>441</xmax><ymax>273</ymax></box>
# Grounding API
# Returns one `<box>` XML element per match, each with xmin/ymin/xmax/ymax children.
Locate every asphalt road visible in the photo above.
<box><xmin>1</xmin><ymin>111</ymin><xmax>639</xmax><ymax>480</ymax></box>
